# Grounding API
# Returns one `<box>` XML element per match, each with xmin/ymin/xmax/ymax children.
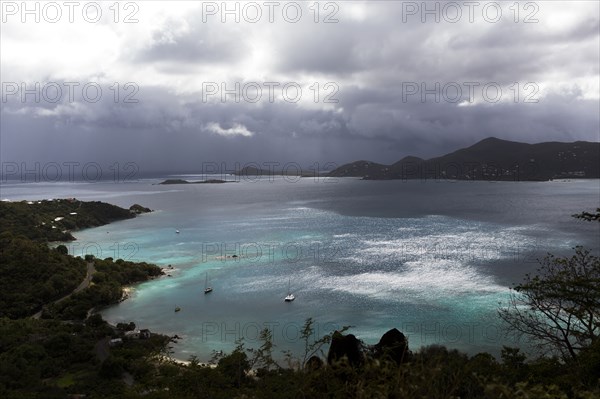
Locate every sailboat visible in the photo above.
<box><xmin>284</xmin><ymin>278</ymin><xmax>295</xmax><ymax>302</ymax></box>
<box><xmin>204</xmin><ymin>272</ymin><xmax>213</xmax><ymax>294</ymax></box>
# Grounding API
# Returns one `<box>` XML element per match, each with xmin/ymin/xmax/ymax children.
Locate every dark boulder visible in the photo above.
<box><xmin>327</xmin><ymin>331</ymin><xmax>363</xmax><ymax>367</ymax></box>
<box><xmin>129</xmin><ymin>204</ymin><xmax>152</xmax><ymax>214</ymax></box>
<box><xmin>373</xmin><ymin>328</ymin><xmax>409</xmax><ymax>364</ymax></box>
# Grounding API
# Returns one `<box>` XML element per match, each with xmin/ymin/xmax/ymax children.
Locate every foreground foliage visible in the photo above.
<box><xmin>2</xmin><ymin>315</ymin><xmax>598</xmax><ymax>398</ymax></box>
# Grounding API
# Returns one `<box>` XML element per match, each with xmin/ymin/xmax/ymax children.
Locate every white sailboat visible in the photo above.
<box><xmin>284</xmin><ymin>278</ymin><xmax>295</xmax><ymax>302</ymax></box>
<box><xmin>204</xmin><ymin>272</ymin><xmax>213</xmax><ymax>294</ymax></box>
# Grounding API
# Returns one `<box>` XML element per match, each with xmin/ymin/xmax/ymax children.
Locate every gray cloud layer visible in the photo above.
<box><xmin>1</xmin><ymin>1</ymin><xmax>599</xmax><ymax>173</ymax></box>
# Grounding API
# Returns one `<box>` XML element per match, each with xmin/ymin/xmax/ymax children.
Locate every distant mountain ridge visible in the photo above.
<box><xmin>328</xmin><ymin>137</ymin><xmax>600</xmax><ymax>181</ymax></box>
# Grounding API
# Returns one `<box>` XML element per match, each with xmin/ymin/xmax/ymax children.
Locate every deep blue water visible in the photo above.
<box><xmin>2</xmin><ymin>177</ymin><xmax>599</xmax><ymax>361</ymax></box>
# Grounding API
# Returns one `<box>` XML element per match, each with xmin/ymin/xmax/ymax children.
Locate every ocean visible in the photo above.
<box><xmin>2</xmin><ymin>176</ymin><xmax>599</xmax><ymax>361</ymax></box>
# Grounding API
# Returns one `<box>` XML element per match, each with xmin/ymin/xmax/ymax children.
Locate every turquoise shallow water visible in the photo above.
<box><xmin>3</xmin><ymin>177</ymin><xmax>599</xmax><ymax>360</ymax></box>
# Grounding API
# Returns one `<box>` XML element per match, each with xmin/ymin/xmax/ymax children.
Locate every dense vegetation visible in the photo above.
<box><xmin>0</xmin><ymin>199</ymin><xmax>157</xmax><ymax>319</ymax></box>
<box><xmin>45</xmin><ymin>257</ymin><xmax>163</xmax><ymax>320</ymax></box>
<box><xmin>0</xmin><ymin>199</ymin><xmax>168</xmax><ymax>397</ymax></box>
<box><xmin>0</xmin><ymin>316</ymin><xmax>170</xmax><ymax>399</ymax></box>
<box><xmin>0</xmin><ymin>235</ymin><xmax>87</xmax><ymax>318</ymax></box>
<box><xmin>0</xmin><ymin>201</ymin><xmax>598</xmax><ymax>398</ymax></box>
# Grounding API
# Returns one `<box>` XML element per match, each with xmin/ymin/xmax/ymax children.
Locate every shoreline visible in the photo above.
<box><xmin>45</xmin><ymin>201</ymin><xmax>193</xmax><ymax>362</ymax></box>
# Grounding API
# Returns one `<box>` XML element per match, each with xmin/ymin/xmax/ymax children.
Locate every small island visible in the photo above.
<box><xmin>157</xmin><ymin>179</ymin><xmax>232</xmax><ymax>185</ymax></box>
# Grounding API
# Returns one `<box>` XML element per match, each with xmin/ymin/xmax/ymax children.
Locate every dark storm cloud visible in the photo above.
<box><xmin>1</xmin><ymin>1</ymin><xmax>599</xmax><ymax>172</ymax></box>
<box><xmin>3</xmin><ymin>79</ymin><xmax>597</xmax><ymax>172</ymax></box>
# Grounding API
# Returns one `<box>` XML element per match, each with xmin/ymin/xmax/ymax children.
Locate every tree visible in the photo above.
<box><xmin>247</xmin><ymin>328</ymin><xmax>280</xmax><ymax>371</ymax></box>
<box><xmin>218</xmin><ymin>339</ymin><xmax>250</xmax><ymax>388</ymax></box>
<box><xmin>498</xmin><ymin>247</ymin><xmax>600</xmax><ymax>361</ymax></box>
<box><xmin>55</xmin><ymin>245</ymin><xmax>68</xmax><ymax>255</ymax></box>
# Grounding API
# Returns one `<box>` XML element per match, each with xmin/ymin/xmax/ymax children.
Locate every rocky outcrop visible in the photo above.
<box><xmin>373</xmin><ymin>328</ymin><xmax>409</xmax><ymax>364</ymax></box>
<box><xmin>327</xmin><ymin>331</ymin><xmax>364</xmax><ymax>367</ymax></box>
<box><xmin>326</xmin><ymin>328</ymin><xmax>411</xmax><ymax>367</ymax></box>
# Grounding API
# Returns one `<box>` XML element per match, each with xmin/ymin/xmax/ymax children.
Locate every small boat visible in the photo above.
<box><xmin>284</xmin><ymin>278</ymin><xmax>295</xmax><ymax>302</ymax></box>
<box><xmin>176</xmin><ymin>230</ymin><xmax>180</xmax><ymax>234</ymax></box>
<box><xmin>174</xmin><ymin>307</ymin><xmax>181</xmax><ymax>312</ymax></box>
<box><xmin>204</xmin><ymin>272</ymin><xmax>213</xmax><ymax>294</ymax></box>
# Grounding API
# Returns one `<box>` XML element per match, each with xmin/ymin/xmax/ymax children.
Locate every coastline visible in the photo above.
<box><xmin>64</xmin><ymin>214</ymin><xmax>193</xmax><ymax>361</ymax></box>
<box><xmin>34</xmin><ymin>200</ymin><xmax>190</xmax><ymax>360</ymax></box>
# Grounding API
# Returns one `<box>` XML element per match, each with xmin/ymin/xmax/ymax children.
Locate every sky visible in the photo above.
<box><xmin>1</xmin><ymin>0</ymin><xmax>599</xmax><ymax>175</ymax></box>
